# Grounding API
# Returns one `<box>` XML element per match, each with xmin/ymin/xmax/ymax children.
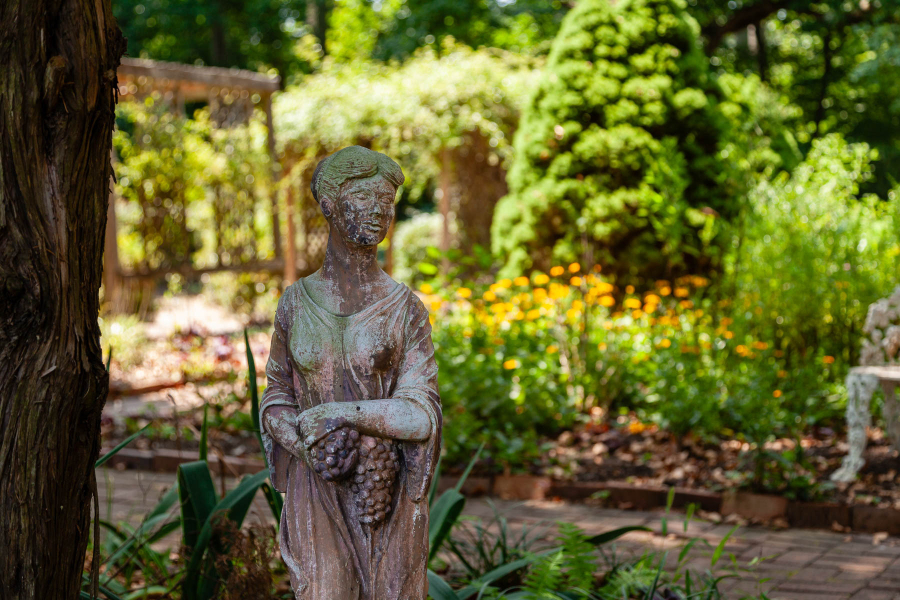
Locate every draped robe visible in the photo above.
<box><xmin>260</xmin><ymin>278</ymin><xmax>441</xmax><ymax>600</ymax></box>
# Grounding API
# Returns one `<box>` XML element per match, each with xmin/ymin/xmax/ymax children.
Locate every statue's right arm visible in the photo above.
<box><xmin>260</xmin><ymin>292</ymin><xmax>307</xmax><ymax>462</ymax></box>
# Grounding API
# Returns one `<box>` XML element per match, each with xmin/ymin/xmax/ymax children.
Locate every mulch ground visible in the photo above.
<box><xmin>534</xmin><ymin>420</ymin><xmax>900</xmax><ymax>511</ymax></box>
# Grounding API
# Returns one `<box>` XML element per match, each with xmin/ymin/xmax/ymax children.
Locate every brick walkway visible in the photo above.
<box><xmin>98</xmin><ymin>468</ymin><xmax>900</xmax><ymax>599</ymax></box>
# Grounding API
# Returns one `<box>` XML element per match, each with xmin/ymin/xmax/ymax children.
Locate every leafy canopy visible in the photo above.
<box><xmin>493</xmin><ymin>0</ymin><xmax>737</xmax><ymax>282</ymax></box>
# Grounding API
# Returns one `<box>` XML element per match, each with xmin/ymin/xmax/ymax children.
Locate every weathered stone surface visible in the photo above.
<box><xmin>260</xmin><ymin>147</ymin><xmax>442</xmax><ymax>600</ymax></box>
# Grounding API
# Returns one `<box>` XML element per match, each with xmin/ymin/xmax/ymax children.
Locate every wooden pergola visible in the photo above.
<box><xmin>106</xmin><ymin>57</ymin><xmax>306</xmax><ymax>310</ymax></box>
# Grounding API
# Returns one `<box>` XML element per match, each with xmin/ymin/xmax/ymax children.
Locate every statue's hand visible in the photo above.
<box><xmin>297</xmin><ymin>404</ymin><xmax>351</xmax><ymax>449</ymax></box>
<box><xmin>262</xmin><ymin>407</ymin><xmax>309</xmax><ymax>464</ymax></box>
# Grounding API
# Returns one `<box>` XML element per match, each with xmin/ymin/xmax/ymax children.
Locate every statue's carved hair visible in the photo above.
<box><xmin>310</xmin><ymin>146</ymin><xmax>405</xmax><ymax>205</ymax></box>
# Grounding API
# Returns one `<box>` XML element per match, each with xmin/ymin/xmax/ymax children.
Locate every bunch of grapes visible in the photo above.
<box><xmin>311</xmin><ymin>426</ymin><xmax>360</xmax><ymax>482</ymax></box>
<box><xmin>350</xmin><ymin>434</ymin><xmax>401</xmax><ymax>526</ymax></box>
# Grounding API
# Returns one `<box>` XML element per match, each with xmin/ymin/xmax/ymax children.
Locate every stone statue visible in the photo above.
<box><xmin>260</xmin><ymin>146</ymin><xmax>442</xmax><ymax>599</ymax></box>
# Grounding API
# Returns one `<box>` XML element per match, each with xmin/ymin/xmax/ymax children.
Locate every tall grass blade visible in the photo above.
<box><xmin>95</xmin><ymin>424</ymin><xmax>149</xmax><ymax>469</ymax></box>
<box><xmin>427</xmin><ymin>569</ymin><xmax>459</xmax><ymax>600</ymax></box>
<box><xmin>198</xmin><ymin>403</ymin><xmax>209</xmax><ymax>462</ymax></box>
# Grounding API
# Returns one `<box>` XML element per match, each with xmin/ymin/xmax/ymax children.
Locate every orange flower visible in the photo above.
<box><xmin>777</xmin><ymin>370</ymin><xmax>787</xmax><ymax>378</ymax></box>
<box><xmin>503</xmin><ymin>359</ymin><xmax>518</xmax><ymax>370</ymax></box>
<box><xmin>568</xmin><ymin>262</ymin><xmax>581</xmax><ymax>273</ymax></box>
<box><xmin>623</xmin><ymin>298</ymin><xmax>642</xmax><ymax>309</ymax></box>
<box><xmin>599</xmin><ymin>295</ymin><xmax>615</xmax><ymax>307</ymax></box>
<box><xmin>550</xmin><ymin>266</ymin><xmax>565</xmax><ymax>276</ymax></box>
<box><xmin>773</xmin><ymin>390</ymin><xmax>782</xmax><ymax>398</ymax></box>
<box><xmin>625</xmin><ymin>285</ymin><xmax>635</xmax><ymax>294</ymax></box>
<box><xmin>659</xmin><ymin>338</ymin><xmax>672</xmax><ymax>348</ymax></box>
<box><xmin>674</xmin><ymin>287</ymin><xmax>690</xmax><ymax>298</ymax></box>
<box><xmin>546</xmin><ymin>345</ymin><xmax>559</xmax><ymax>354</ymax></box>
<box><xmin>534</xmin><ymin>273</ymin><xmax>550</xmax><ymax>285</ymax></box>
<box><xmin>570</xmin><ymin>276</ymin><xmax>583</xmax><ymax>286</ymax></box>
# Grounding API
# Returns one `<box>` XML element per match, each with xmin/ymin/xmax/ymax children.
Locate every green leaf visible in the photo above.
<box><xmin>123</xmin><ymin>587</ymin><xmax>171</xmax><ymax>600</ymax></box>
<box><xmin>429</xmin><ymin>488</ymin><xmax>466</xmax><ymax>561</ymax></box>
<box><xmin>711</xmin><ymin>525</ymin><xmax>739</xmax><ymax>568</ymax></box>
<box><xmin>427</xmin><ymin>569</ymin><xmax>458</xmax><ymax>600</ymax></box>
<box><xmin>261</xmin><ymin>482</ymin><xmax>283</xmax><ymax>524</ymax></box>
<box><xmin>177</xmin><ymin>461</ymin><xmax>218</xmax><ymax>552</ymax></box>
<box><xmin>95</xmin><ymin>424</ymin><xmax>149</xmax><ymax>469</ymax></box>
<box><xmin>418</xmin><ymin>262</ymin><xmax>439</xmax><ymax>275</ymax></box>
<box><xmin>198</xmin><ymin>403</ymin><xmax>209</xmax><ymax>462</ymax></box>
<box><xmin>644</xmin><ymin>552</ymin><xmax>666</xmax><ymax>600</ymax></box>
<box><xmin>105</xmin><ymin>347</ymin><xmax>113</xmax><ymax>372</ymax></box>
<box><xmin>454</xmin><ymin>442</ymin><xmax>484</xmax><ymax>493</ymax></box>
<box><xmin>456</xmin><ymin>552</ymin><xmax>553</xmax><ymax>600</ymax></box>
<box><xmin>182</xmin><ymin>470</ymin><xmax>269</xmax><ymax>600</ymax></box>
<box><xmin>586</xmin><ymin>525</ymin><xmax>650</xmax><ymax>546</ymax></box>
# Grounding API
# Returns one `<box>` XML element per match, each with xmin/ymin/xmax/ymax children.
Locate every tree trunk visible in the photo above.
<box><xmin>0</xmin><ymin>0</ymin><xmax>125</xmax><ymax>598</ymax></box>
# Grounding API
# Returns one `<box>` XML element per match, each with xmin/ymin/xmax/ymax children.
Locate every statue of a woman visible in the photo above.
<box><xmin>260</xmin><ymin>146</ymin><xmax>442</xmax><ymax>600</ymax></box>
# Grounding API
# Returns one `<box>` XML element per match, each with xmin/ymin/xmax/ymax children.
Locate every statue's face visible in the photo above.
<box><xmin>330</xmin><ymin>174</ymin><xmax>396</xmax><ymax>247</ymax></box>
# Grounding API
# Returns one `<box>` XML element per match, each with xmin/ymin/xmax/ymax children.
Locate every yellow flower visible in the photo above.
<box><xmin>623</xmin><ymin>298</ymin><xmax>642</xmax><ymax>309</ymax></box>
<box><xmin>773</xmin><ymin>390</ymin><xmax>782</xmax><ymax>398</ymax></box>
<box><xmin>419</xmin><ymin>283</ymin><xmax>434</xmax><ymax>294</ymax></box>
<box><xmin>549</xmin><ymin>283</ymin><xmax>570</xmax><ymax>300</ymax></box>
<box><xmin>679</xmin><ymin>300</ymin><xmax>694</xmax><ymax>309</ymax></box>
<box><xmin>566</xmin><ymin>308</ymin><xmax>580</xmax><ymax>320</ymax></box>
<box><xmin>570</xmin><ymin>276</ymin><xmax>583</xmax><ymax>286</ymax></box>
<box><xmin>534</xmin><ymin>273</ymin><xmax>550</xmax><ymax>285</ymax></box>
<box><xmin>644</xmin><ymin>303</ymin><xmax>658</xmax><ymax>313</ymax></box>
<box><xmin>514</xmin><ymin>276</ymin><xmax>530</xmax><ymax>286</ymax></box>
<box><xmin>483</xmin><ymin>290</ymin><xmax>497</xmax><ymax>301</ymax></box>
<box><xmin>644</xmin><ymin>294</ymin><xmax>661</xmax><ymax>304</ymax></box>
<box><xmin>526</xmin><ymin>309</ymin><xmax>541</xmax><ymax>320</ymax></box>
<box><xmin>568</xmin><ymin>262</ymin><xmax>581</xmax><ymax>273</ymax></box>
<box><xmin>457</xmin><ymin>287</ymin><xmax>472</xmax><ymax>299</ymax></box>
<box><xmin>429</xmin><ymin>300</ymin><xmax>443</xmax><ymax>312</ymax></box>
<box><xmin>546</xmin><ymin>345</ymin><xmax>558</xmax><ymax>354</ymax></box>
<box><xmin>550</xmin><ymin>266</ymin><xmax>565</xmax><ymax>276</ymax></box>
<box><xmin>736</xmin><ymin>345</ymin><xmax>748</xmax><ymax>355</ymax></box>
<box><xmin>598</xmin><ymin>342</ymin><xmax>607</xmax><ymax>351</ymax></box>
<box><xmin>659</xmin><ymin>286</ymin><xmax>672</xmax><ymax>296</ymax></box>
<box><xmin>631</xmin><ymin>309</ymin><xmax>643</xmax><ymax>319</ymax></box>
<box><xmin>497</xmin><ymin>278</ymin><xmax>512</xmax><ymax>289</ymax></box>
<box><xmin>533</xmin><ymin>288</ymin><xmax>548</xmax><ymax>302</ymax></box>
<box><xmin>674</xmin><ymin>287</ymin><xmax>690</xmax><ymax>298</ymax></box>
<box><xmin>625</xmin><ymin>285</ymin><xmax>635</xmax><ymax>294</ymax></box>
<box><xmin>503</xmin><ymin>359</ymin><xmax>518</xmax><ymax>370</ymax></box>
<box><xmin>724</xmin><ymin>331</ymin><xmax>734</xmax><ymax>339</ymax></box>
<box><xmin>599</xmin><ymin>295</ymin><xmax>615</xmax><ymax>307</ymax></box>
<box><xmin>572</xmin><ymin>300</ymin><xmax>584</xmax><ymax>311</ymax></box>
<box><xmin>659</xmin><ymin>338</ymin><xmax>672</xmax><ymax>348</ymax></box>
<box><xmin>595</xmin><ymin>281</ymin><xmax>614</xmax><ymax>294</ymax></box>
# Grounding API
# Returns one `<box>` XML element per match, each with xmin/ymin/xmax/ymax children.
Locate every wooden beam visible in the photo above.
<box><xmin>118</xmin><ymin>57</ymin><xmax>280</xmax><ymax>93</ymax></box>
<box><xmin>439</xmin><ymin>148</ymin><xmax>452</xmax><ymax>274</ymax></box>
<box><xmin>119</xmin><ymin>258</ymin><xmax>285</xmax><ymax>281</ymax></box>
<box><xmin>284</xmin><ymin>184</ymin><xmax>298</xmax><ymax>285</ymax></box>
<box><xmin>264</xmin><ymin>93</ymin><xmax>283</xmax><ymax>260</ymax></box>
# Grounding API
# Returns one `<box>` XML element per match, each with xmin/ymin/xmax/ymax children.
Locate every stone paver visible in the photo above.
<box><xmin>97</xmin><ymin>468</ymin><xmax>900</xmax><ymax>599</ymax></box>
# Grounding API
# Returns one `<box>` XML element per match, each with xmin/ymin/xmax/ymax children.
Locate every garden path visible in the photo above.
<box><xmin>97</xmin><ymin>468</ymin><xmax>900</xmax><ymax>600</ymax></box>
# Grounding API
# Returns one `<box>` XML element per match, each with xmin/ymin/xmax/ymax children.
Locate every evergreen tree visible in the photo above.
<box><xmin>493</xmin><ymin>0</ymin><xmax>737</xmax><ymax>282</ymax></box>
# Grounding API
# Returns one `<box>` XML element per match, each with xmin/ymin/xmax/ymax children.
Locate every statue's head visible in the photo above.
<box><xmin>310</xmin><ymin>146</ymin><xmax>405</xmax><ymax>247</ymax></box>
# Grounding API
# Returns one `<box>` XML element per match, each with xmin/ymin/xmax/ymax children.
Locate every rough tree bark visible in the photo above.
<box><xmin>0</xmin><ymin>0</ymin><xmax>124</xmax><ymax>598</ymax></box>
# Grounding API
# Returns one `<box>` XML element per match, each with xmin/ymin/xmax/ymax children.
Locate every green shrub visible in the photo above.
<box><xmin>493</xmin><ymin>0</ymin><xmax>737</xmax><ymax>283</ymax></box>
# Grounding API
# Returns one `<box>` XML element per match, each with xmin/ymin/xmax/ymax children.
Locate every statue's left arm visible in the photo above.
<box><xmin>297</xmin><ymin>295</ymin><xmax>441</xmax><ymax>460</ymax></box>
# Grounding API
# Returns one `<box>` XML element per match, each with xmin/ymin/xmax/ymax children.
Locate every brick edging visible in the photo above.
<box><xmin>100</xmin><ymin>449</ymin><xmax>900</xmax><ymax>535</ymax></box>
